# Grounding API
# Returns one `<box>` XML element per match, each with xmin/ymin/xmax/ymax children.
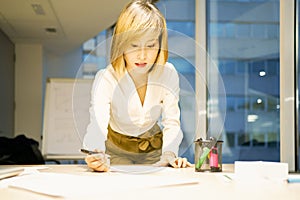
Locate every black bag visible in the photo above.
<box><xmin>0</xmin><ymin>134</ymin><xmax>45</xmax><ymax>164</ymax></box>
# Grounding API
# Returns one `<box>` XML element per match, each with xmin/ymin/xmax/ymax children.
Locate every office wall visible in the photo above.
<box><xmin>42</xmin><ymin>47</ymin><xmax>83</xmax><ymax>112</ymax></box>
<box><xmin>44</xmin><ymin>48</ymin><xmax>82</xmax><ymax>79</ymax></box>
<box><xmin>15</xmin><ymin>44</ymin><xmax>43</xmax><ymax>144</ymax></box>
<box><xmin>0</xmin><ymin>29</ymin><xmax>14</xmax><ymax>138</ymax></box>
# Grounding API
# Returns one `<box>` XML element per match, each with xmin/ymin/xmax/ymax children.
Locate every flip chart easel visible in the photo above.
<box><xmin>42</xmin><ymin>78</ymin><xmax>93</xmax><ymax>160</ymax></box>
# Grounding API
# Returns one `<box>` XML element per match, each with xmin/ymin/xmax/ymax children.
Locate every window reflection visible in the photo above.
<box><xmin>81</xmin><ymin>30</ymin><xmax>109</xmax><ymax>78</ymax></box>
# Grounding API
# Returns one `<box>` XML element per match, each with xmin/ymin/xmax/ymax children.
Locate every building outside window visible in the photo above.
<box><xmin>207</xmin><ymin>0</ymin><xmax>280</xmax><ymax>162</ymax></box>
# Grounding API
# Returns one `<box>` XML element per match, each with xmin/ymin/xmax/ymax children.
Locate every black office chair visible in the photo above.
<box><xmin>0</xmin><ymin>134</ymin><xmax>45</xmax><ymax>165</ymax></box>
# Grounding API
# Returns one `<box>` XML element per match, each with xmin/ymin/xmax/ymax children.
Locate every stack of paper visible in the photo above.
<box><xmin>234</xmin><ymin>161</ymin><xmax>288</xmax><ymax>181</ymax></box>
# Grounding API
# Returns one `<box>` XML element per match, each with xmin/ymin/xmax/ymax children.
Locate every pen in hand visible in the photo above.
<box><xmin>80</xmin><ymin>148</ymin><xmax>101</xmax><ymax>155</ymax></box>
<box><xmin>80</xmin><ymin>149</ymin><xmax>110</xmax><ymax>161</ymax></box>
<box><xmin>81</xmin><ymin>148</ymin><xmax>111</xmax><ymax>171</ymax></box>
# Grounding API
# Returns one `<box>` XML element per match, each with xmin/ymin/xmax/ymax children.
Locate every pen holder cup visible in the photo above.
<box><xmin>194</xmin><ymin>138</ymin><xmax>223</xmax><ymax>172</ymax></box>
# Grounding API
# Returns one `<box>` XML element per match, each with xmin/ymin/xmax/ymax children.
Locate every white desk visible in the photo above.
<box><xmin>0</xmin><ymin>164</ymin><xmax>299</xmax><ymax>200</ymax></box>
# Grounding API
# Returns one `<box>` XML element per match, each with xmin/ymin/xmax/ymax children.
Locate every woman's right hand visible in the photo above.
<box><xmin>84</xmin><ymin>152</ymin><xmax>110</xmax><ymax>172</ymax></box>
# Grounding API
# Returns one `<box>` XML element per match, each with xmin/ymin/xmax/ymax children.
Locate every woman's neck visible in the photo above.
<box><xmin>127</xmin><ymin>70</ymin><xmax>148</xmax><ymax>106</ymax></box>
<box><xmin>127</xmin><ymin>70</ymin><xmax>148</xmax><ymax>87</ymax></box>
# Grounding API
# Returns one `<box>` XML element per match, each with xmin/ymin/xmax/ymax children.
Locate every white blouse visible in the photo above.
<box><xmin>83</xmin><ymin>62</ymin><xmax>183</xmax><ymax>156</ymax></box>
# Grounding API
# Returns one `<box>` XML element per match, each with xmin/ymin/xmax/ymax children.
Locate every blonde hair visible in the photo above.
<box><xmin>110</xmin><ymin>0</ymin><xmax>168</xmax><ymax>78</ymax></box>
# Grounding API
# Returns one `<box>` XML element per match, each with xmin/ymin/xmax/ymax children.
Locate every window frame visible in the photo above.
<box><xmin>279</xmin><ymin>0</ymin><xmax>296</xmax><ymax>171</ymax></box>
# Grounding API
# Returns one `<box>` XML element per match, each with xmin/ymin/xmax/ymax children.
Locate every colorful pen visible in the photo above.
<box><xmin>287</xmin><ymin>178</ymin><xmax>300</xmax><ymax>183</ymax></box>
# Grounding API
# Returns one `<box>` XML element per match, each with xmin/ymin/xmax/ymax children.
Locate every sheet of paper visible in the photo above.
<box><xmin>7</xmin><ymin>171</ymin><xmax>199</xmax><ymax>198</ymax></box>
<box><xmin>234</xmin><ymin>161</ymin><xmax>288</xmax><ymax>181</ymax></box>
<box><xmin>0</xmin><ymin>166</ymin><xmax>48</xmax><ymax>188</ymax></box>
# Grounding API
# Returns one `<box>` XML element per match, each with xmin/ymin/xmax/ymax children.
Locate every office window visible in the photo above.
<box><xmin>156</xmin><ymin>0</ymin><xmax>195</xmax><ymax>161</ymax></box>
<box><xmin>167</xmin><ymin>21</ymin><xmax>195</xmax><ymax>38</ymax></box>
<box><xmin>236</xmin><ymin>61</ymin><xmax>248</xmax><ymax>74</ymax></box>
<box><xmin>236</xmin><ymin>24</ymin><xmax>251</xmax><ymax>38</ymax></box>
<box><xmin>252</xmin><ymin>24</ymin><xmax>266</xmax><ymax>38</ymax></box>
<box><xmin>219</xmin><ymin>60</ymin><xmax>235</xmax><ymax>75</ymax></box>
<box><xmin>81</xmin><ymin>29</ymin><xmax>112</xmax><ymax>78</ymax></box>
<box><xmin>207</xmin><ymin>0</ymin><xmax>280</xmax><ymax>162</ymax></box>
<box><xmin>156</xmin><ymin>0</ymin><xmax>195</xmax><ymax>87</ymax></box>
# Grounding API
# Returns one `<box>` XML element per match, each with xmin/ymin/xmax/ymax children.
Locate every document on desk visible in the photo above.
<box><xmin>234</xmin><ymin>161</ymin><xmax>288</xmax><ymax>182</ymax></box>
<box><xmin>6</xmin><ymin>171</ymin><xmax>199</xmax><ymax>198</ymax></box>
<box><xmin>110</xmin><ymin>165</ymin><xmax>163</xmax><ymax>173</ymax></box>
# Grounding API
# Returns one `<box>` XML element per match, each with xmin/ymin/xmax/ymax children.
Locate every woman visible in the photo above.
<box><xmin>83</xmin><ymin>0</ymin><xmax>191</xmax><ymax>172</ymax></box>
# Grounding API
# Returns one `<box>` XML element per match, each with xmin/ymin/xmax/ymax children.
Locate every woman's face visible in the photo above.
<box><xmin>124</xmin><ymin>34</ymin><xmax>160</xmax><ymax>75</ymax></box>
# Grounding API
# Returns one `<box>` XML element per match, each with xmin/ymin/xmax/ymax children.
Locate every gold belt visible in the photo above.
<box><xmin>107</xmin><ymin>125</ymin><xmax>163</xmax><ymax>153</ymax></box>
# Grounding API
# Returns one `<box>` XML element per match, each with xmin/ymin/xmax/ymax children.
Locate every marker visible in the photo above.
<box><xmin>80</xmin><ymin>148</ymin><xmax>101</xmax><ymax>155</ymax></box>
<box><xmin>210</xmin><ymin>147</ymin><xmax>219</xmax><ymax>171</ymax></box>
<box><xmin>287</xmin><ymin>177</ymin><xmax>300</xmax><ymax>183</ymax></box>
<box><xmin>196</xmin><ymin>147</ymin><xmax>211</xmax><ymax>169</ymax></box>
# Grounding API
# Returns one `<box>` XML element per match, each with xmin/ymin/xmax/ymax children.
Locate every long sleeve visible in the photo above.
<box><xmin>82</xmin><ymin>69</ymin><xmax>113</xmax><ymax>151</ymax></box>
<box><xmin>160</xmin><ymin>63</ymin><xmax>183</xmax><ymax>156</ymax></box>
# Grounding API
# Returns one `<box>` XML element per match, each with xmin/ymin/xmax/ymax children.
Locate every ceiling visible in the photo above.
<box><xmin>0</xmin><ymin>0</ymin><xmax>130</xmax><ymax>54</ymax></box>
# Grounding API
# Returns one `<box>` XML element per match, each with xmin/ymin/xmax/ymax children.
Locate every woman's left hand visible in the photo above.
<box><xmin>169</xmin><ymin>157</ymin><xmax>193</xmax><ymax>168</ymax></box>
<box><xmin>154</xmin><ymin>151</ymin><xmax>193</xmax><ymax>168</ymax></box>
